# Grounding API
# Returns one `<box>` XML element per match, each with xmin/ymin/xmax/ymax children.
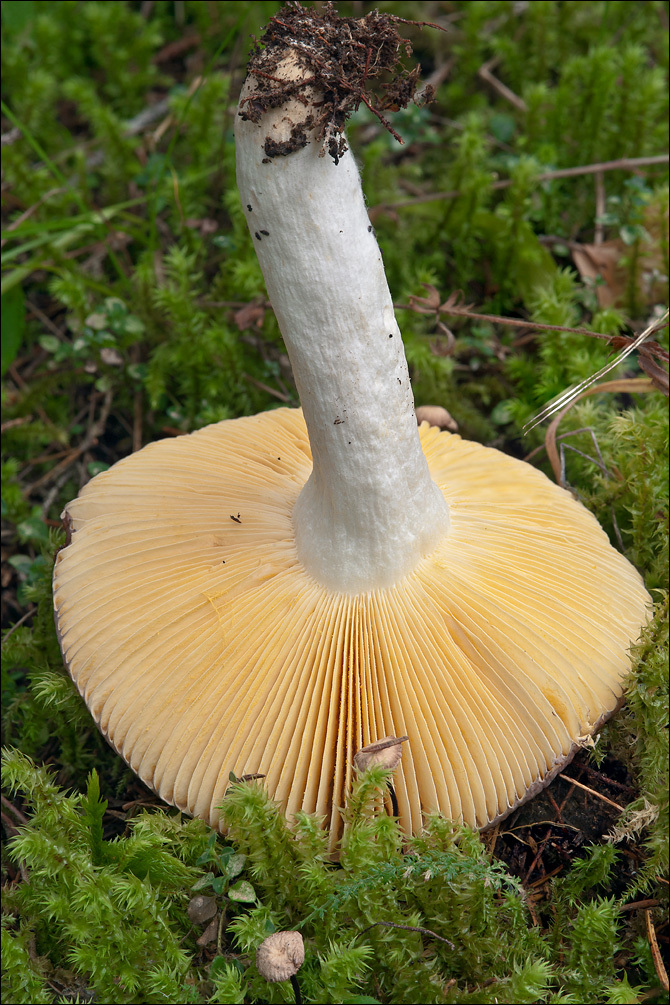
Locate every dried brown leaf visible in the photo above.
<box><xmin>233</xmin><ymin>300</ymin><xmax>266</xmax><ymax>331</ymax></box>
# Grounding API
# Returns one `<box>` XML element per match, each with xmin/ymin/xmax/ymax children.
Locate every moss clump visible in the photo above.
<box><xmin>4</xmin><ymin>753</ymin><xmax>662</xmax><ymax>1004</ymax></box>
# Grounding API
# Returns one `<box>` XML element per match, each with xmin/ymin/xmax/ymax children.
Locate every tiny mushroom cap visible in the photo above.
<box><xmin>53</xmin><ymin>4</ymin><xmax>651</xmax><ymax>843</ymax></box>
<box><xmin>415</xmin><ymin>405</ymin><xmax>458</xmax><ymax>432</ymax></box>
<box><xmin>354</xmin><ymin>736</ymin><xmax>409</xmax><ymax>773</ymax></box>
<box><xmin>257</xmin><ymin>931</ymin><xmax>305</xmax><ymax>982</ymax></box>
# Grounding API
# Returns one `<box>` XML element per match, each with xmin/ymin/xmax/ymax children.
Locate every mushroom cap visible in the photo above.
<box><xmin>256</xmin><ymin>931</ymin><xmax>305</xmax><ymax>982</ymax></box>
<box><xmin>53</xmin><ymin>408</ymin><xmax>650</xmax><ymax>835</ymax></box>
<box><xmin>415</xmin><ymin>405</ymin><xmax>458</xmax><ymax>432</ymax></box>
<box><xmin>354</xmin><ymin>736</ymin><xmax>409</xmax><ymax>773</ymax></box>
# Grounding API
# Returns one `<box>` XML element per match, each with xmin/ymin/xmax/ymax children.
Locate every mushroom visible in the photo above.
<box><xmin>256</xmin><ymin>930</ymin><xmax>305</xmax><ymax>983</ymax></box>
<box><xmin>256</xmin><ymin>931</ymin><xmax>305</xmax><ymax>1004</ymax></box>
<box><xmin>415</xmin><ymin>406</ymin><xmax>458</xmax><ymax>432</ymax></box>
<box><xmin>53</xmin><ymin>5</ymin><xmax>650</xmax><ymax>840</ymax></box>
<box><xmin>354</xmin><ymin>735</ymin><xmax>409</xmax><ymax>818</ymax></box>
<box><xmin>354</xmin><ymin>736</ymin><xmax>409</xmax><ymax>774</ymax></box>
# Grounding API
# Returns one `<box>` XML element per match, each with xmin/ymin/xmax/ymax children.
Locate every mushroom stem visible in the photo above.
<box><xmin>235</xmin><ymin>52</ymin><xmax>449</xmax><ymax>594</ymax></box>
<box><xmin>388</xmin><ymin>783</ymin><xmax>400</xmax><ymax>819</ymax></box>
<box><xmin>290</xmin><ymin>974</ymin><xmax>303</xmax><ymax>1005</ymax></box>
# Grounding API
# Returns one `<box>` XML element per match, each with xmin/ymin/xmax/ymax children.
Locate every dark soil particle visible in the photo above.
<box><xmin>239</xmin><ymin>1</ymin><xmax>431</xmax><ymax>162</ymax></box>
<box><xmin>263</xmin><ymin>124</ymin><xmax>310</xmax><ymax>159</ymax></box>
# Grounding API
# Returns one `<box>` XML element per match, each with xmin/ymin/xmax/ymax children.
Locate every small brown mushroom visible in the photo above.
<box><xmin>256</xmin><ymin>931</ymin><xmax>305</xmax><ymax>982</ymax></box>
<box><xmin>415</xmin><ymin>405</ymin><xmax>458</xmax><ymax>432</ymax></box>
<box><xmin>354</xmin><ymin>736</ymin><xmax>409</xmax><ymax>773</ymax></box>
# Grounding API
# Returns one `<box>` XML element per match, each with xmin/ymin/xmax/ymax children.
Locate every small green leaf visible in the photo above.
<box><xmin>211</xmin><ymin>875</ymin><xmax>226</xmax><ymax>895</ymax></box>
<box><xmin>212</xmin><ymin>234</ymin><xmax>237</xmax><ymax>252</ymax></box>
<box><xmin>8</xmin><ymin>554</ymin><xmax>33</xmax><ymax>576</ymax></box>
<box><xmin>127</xmin><ymin>362</ymin><xmax>147</xmax><ymax>383</ymax></box>
<box><xmin>192</xmin><ymin>871</ymin><xmax>216</xmax><ymax>892</ymax></box>
<box><xmin>122</xmin><ymin>315</ymin><xmax>145</xmax><ymax>337</ymax></box>
<box><xmin>84</xmin><ymin>312</ymin><xmax>107</xmax><ymax>330</ymax></box>
<box><xmin>196</xmin><ymin>834</ymin><xmax>218</xmax><ymax>866</ymax></box>
<box><xmin>209</xmin><ymin>956</ymin><xmax>231</xmax><ymax>979</ymax></box>
<box><xmin>16</xmin><ymin>513</ymin><xmax>50</xmax><ymax>544</ymax></box>
<box><xmin>226</xmin><ymin>853</ymin><xmax>246</xmax><ymax>879</ymax></box>
<box><xmin>218</xmin><ymin>957</ymin><xmax>246</xmax><ymax>977</ymax></box>
<box><xmin>620</xmin><ymin>224</ymin><xmax>647</xmax><ymax>246</ymax></box>
<box><xmin>228</xmin><ymin>880</ymin><xmax>256</xmax><ymax>903</ymax></box>
<box><xmin>37</xmin><ymin>333</ymin><xmax>60</xmax><ymax>353</ymax></box>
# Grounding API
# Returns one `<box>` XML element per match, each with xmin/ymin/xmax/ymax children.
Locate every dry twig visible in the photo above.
<box><xmin>356</xmin><ymin>921</ymin><xmax>455</xmax><ymax>950</ymax></box>
<box><xmin>1</xmin><ymin>415</ymin><xmax>33</xmax><ymax>434</ymax></box>
<box><xmin>558</xmin><ymin>774</ymin><xmax>625</xmax><ymax>813</ymax></box>
<box><xmin>524</xmin><ymin>826</ymin><xmax>553</xmax><ymax>885</ymax></box>
<box><xmin>478</xmin><ymin>57</ymin><xmax>527</xmax><ymax>111</ymax></box>
<box><xmin>27</xmin><ymin>389</ymin><xmax>113</xmax><ymax>495</ymax></box>
<box><xmin>1</xmin><ymin>607</ymin><xmax>35</xmax><ymax>642</ymax></box>
<box><xmin>242</xmin><ymin>373</ymin><xmax>292</xmax><ymax>403</ymax></box>
<box><xmin>375</xmin><ymin>154</ymin><xmax>670</xmax><ymax>211</ymax></box>
<box><xmin>618</xmin><ymin>899</ymin><xmax>662</xmax><ymax>913</ymax></box>
<box><xmin>399</xmin><ymin>286</ymin><xmax>668</xmax><ymax>350</ymax></box>
<box><xmin>542</xmin><ymin>377</ymin><xmax>655</xmax><ymax>485</ymax></box>
<box><xmin>524</xmin><ymin>309</ymin><xmax>668</xmax><ymax>434</ymax></box>
<box><xmin>645</xmin><ymin>909</ymin><xmax>669</xmax><ymax>992</ymax></box>
<box><xmin>1</xmin><ymin>792</ymin><xmax>29</xmax><ymax>828</ymax></box>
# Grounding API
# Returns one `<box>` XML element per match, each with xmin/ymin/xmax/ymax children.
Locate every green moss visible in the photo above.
<box><xmin>5</xmin><ymin>755</ymin><xmax>663</xmax><ymax>1003</ymax></box>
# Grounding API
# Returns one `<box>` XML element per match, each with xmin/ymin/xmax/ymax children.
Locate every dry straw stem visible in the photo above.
<box><xmin>539</xmin><ymin>377</ymin><xmax>656</xmax><ymax>486</ymax></box>
<box><xmin>402</xmin><ymin>289</ymin><xmax>668</xmax><ymax>445</ymax></box>
<box><xmin>607</xmin><ymin>800</ymin><xmax>660</xmax><ymax>846</ymax></box>
<box><xmin>557</xmin><ymin>773</ymin><xmax>625</xmax><ymax>813</ymax></box>
<box><xmin>523</xmin><ymin>309</ymin><xmax>669</xmax><ymax>434</ymax></box>
<box><xmin>401</xmin><ymin>287</ymin><xmax>669</xmax><ymax>374</ymax></box>
<box><xmin>645</xmin><ymin>908</ymin><xmax>669</xmax><ymax>992</ymax></box>
<box><xmin>478</xmin><ymin>56</ymin><xmax>527</xmax><ymax>112</ymax></box>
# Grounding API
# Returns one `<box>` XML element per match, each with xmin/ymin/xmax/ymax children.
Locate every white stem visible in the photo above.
<box><xmin>235</xmin><ymin>57</ymin><xmax>449</xmax><ymax>593</ymax></box>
